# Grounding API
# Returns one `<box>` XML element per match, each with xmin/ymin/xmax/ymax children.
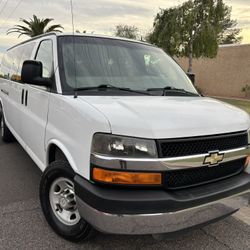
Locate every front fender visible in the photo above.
<box><xmin>46</xmin><ymin>139</ymin><xmax>78</xmax><ymax>172</ymax></box>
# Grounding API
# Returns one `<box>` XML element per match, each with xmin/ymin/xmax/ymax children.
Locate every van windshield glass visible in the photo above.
<box><xmin>58</xmin><ymin>36</ymin><xmax>198</xmax><ymax>95</ymax></box>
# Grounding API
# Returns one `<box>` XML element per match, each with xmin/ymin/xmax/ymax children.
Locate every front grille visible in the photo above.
<box><xmin>158</xmin><ymin>131</ymin><xmax>248</xmax><ymax>158</ymax></box>
<box><xmin>164</xmin><ymin>158</ymin><xmax>245</xmax><ymax>189</ymax></box>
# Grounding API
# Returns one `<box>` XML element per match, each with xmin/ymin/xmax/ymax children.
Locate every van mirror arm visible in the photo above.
<box><xmin>31</xmin><ymin>77</ymin><xmax>53</xmax><ymax>87</ymax></box>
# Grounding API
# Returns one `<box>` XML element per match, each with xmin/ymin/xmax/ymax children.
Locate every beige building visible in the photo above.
<box><xmin>177</xmin><ymin>44</ymin><xmax>250</xmax><ymax>99</ymax></box>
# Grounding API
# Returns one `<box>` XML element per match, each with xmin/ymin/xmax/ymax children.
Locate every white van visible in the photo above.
<box><xmin>0</xmin><ymin>33</ymin><xmax>250</xmax><ymax>242</ymax></box>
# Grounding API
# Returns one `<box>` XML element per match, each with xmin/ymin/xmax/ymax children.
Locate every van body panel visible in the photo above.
<box><xmin>79</xmin><ymin>96</ymin><xmax>250</xmax><ymax>139</ymax></box>
<box><xmin>45</xmin><ymin>94</ymin><xmax>111</xmax><ymax>178</ymax></box>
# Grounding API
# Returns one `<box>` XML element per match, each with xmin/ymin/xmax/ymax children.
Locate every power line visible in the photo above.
<box><xmin>0</xmin><ymin>0</ymin><xmax>23</xmax><ymax>28</ymax></box>
<box><xmin>0</xmin><ymin>0</ymin><xmax>9</xmax><ymax>18</ymax></box>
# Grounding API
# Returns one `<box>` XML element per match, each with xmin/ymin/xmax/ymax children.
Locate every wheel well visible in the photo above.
<box><xmin>0</xmin><ymin>101</ymin><xmax>2</xmax><ymax>117</ymax></box>
<box><xmin>48</xmin><ymin>144</ymin><xmax>69</xmax><ymax>164</ymax></box>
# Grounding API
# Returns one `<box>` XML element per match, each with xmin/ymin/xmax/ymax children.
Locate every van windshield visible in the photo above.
<box><xmin>58</xmin><ymin>36</ymin><xmax>198</xmax><ymax>96</ymax></box>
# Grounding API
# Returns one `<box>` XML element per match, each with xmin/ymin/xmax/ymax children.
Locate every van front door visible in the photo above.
<box><xmin>21</xmin><ymin>39</ymin><xmax>54</xmax><ymax>169</ymax></box>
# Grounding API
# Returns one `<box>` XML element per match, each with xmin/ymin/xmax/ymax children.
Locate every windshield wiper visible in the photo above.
<box><xmin>147</xmin><ymin>86</ymin><xmax>199</xmax><ymax>96</ymax></box>
<box><xmin>75</xmin><ymin>84</ymin><xmax>153</xmax><ymax>96</ymax></box>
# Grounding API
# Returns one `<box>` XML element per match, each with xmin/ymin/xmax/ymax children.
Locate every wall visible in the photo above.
<box><xmin>177</xmin><ymin>44</ymin><xmax>250</xmax><ymax>98</ymax></box>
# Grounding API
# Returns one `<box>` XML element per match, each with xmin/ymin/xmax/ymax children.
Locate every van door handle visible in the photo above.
<box><xmin>21</xmin><ymin>89</ymin><xmax>24</xmax><ymax>104</ymax></box>
<box><xmin>25</xmin><ymin>90</ymin><xmax>28</xmax><ymax>106</ymax></box>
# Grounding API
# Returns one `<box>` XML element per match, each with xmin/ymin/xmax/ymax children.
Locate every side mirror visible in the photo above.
<box><xmin>21</xmin><ymin>60</ymin><xmax>52</xmax><ymax>87</ymax></box>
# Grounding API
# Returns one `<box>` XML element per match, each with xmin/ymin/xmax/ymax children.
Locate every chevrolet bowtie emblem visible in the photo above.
<box><xmin>204</xmin><ymin>151</ymin><xmax>224</xmax><ymax>166</ymax></box>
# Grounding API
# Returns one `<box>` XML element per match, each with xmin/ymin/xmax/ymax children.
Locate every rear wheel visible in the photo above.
<box><xmin>0</xmin><ymin>105</ymin><xmax>15</xmax><ymax>143</ymax></box>
<box><xmin>40</xmin><ymin>161</ymin><xmax>96</xmax><ymax>242</ymax></box>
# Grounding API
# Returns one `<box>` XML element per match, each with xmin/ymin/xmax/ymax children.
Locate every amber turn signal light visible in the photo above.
<box><xmin>92</xmin><ymin>167</ymin><xmax>162</xmax><ymax>186</ymax></box>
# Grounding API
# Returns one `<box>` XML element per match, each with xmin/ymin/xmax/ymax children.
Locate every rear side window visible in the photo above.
<box><xmin>0</xmin><ymin>42</ymin><xmax>35</xmax><ymax>83</ymax></box>
<box><xmin>17</xmin><ymin>43</ymin><xmax>36</xmax><ymax>82</ymax></box>
<box><xmin>10</xmin><ymin>47</ymin><xmax>23</xmax><ymax>82</ymax></box>
<box><xmin>35</xmin><ymin>40</ymin><xmax>53</xmax><ymax>78</ymax></box>
<box><xmin>0</xmin><ymin>53</ymin><xmax>12</xmax><ymax>80</ymax></box>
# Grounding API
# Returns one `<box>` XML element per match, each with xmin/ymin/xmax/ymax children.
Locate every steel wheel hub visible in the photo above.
<box><xmin>49</xmin><ymin>177</ymin><xmax>81</xmax><ymax>226</ymax></box>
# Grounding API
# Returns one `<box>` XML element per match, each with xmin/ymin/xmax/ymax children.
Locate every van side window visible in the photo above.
<box><xmin>0</xmin><ymin>42</ymin><xmax>35</xmax><ymax>83</ymax></box>
<box><xmin>17</xmin><ymin>43</ymin><xmax>35</xmax><ymax>83</ymax></box>
<box><xmin>35</xmin><ymin>40</ymin><xmax>53</xmax><ymax>78</ymax></box>
<box><xmin>0</xmin><ymin>52</ymin><xmax>13</xmax><ymax>80</ymax></box>
<box><xmin>0</xmin><ymin>55</ymin><xmax>8</xmax><ymax>79</ymax></box>
<box><xmin>10</xmin><ymin>47</ymin><xmax>22</xmax><ymax>82</ymax></box>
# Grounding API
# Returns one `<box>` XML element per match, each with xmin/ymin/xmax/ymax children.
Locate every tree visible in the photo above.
<box><xmin>114</xmin><ymin>24</ymin><xmax>139</xmax><ymax>40</ymax></box>
<box><xmin>218</xmin><ymin>5</ymin><xmax>242</xmax><ymax>44</ymax></box>
<box><xmin>76</xmin><ymin>30</ymin><xmax>87</xmax><ymax>33</ymax></box>
<box><xmin>148</xmin><ymin>0</ymin><xmax>241</xmax><ymax>73</ymax></box>
<box><xmin>220</xmin><ymin>28</ymin><xmax>242</xmax><ymax>44</ymax></box>
<box><xmin>7</xmin><ymin>15</ymin><xmax>63</xmax><ymax>38</ymax></box>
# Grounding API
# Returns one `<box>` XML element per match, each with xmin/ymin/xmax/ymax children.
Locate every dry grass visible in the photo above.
<box><xmin>217</xmin><ymin>98</ymin><xmax>250</xmax><ymax>115</ymax></box>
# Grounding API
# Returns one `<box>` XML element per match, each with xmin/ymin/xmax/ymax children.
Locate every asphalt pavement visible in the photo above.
<box><xmin>0</xmin><ymin>138</ymin><xmax>249</xmax><ymax>250</ymax></box>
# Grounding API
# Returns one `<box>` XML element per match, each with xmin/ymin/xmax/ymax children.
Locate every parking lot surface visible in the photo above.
<box><xmin>0</xmin><ymin>138</ymin><xmax>249</xmax><ymax>250</ymax></box>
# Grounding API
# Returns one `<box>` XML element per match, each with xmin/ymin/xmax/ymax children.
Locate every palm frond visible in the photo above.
<box><xmin>45</xmin><ymin>24</ymin><xmax>64</xmax><ymax>33</ymax></box>
<box><xmin>9</xmin><ymin>25</ymin><xmax>31</xmax><ymax>32</ymax></box>
<box><xmin>7</xmin><ymin>14</ymin><xmax>64</xmax><ymax>38</ymax></box>
<box><xmin>42</xmin><ymin>18</ymin><xmax>54</xmax><ymax>28</ymax></box>
<box><xmin>20</xmin><ymin>18</ymin><xmax>31</xmax><ymax>27</ymax></box>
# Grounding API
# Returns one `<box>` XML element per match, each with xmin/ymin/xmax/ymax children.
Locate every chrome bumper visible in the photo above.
<box><xmin>76</xmin><ymin>191</ymin><xmax>250</xmax><ymax>235</ymax></box>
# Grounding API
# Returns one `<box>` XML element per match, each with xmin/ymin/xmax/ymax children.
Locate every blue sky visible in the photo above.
<box><xmin>0</xmin><ymin>0</ymin><xmax>250</xmax><ymax>59</ymax></box>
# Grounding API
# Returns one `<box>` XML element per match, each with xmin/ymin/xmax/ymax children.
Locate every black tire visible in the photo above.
<box><xmin>0</xmin><ymin>105</ymin><xmax>15</xmax><ymax>143</ymax></box>
<box><xmin>40</xmin><ymin>161</ymin><xmax>96</xmax><ymax>242</ymax></box>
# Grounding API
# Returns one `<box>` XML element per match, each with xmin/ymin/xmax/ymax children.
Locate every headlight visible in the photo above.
<box><xmin>91</xmin><ymin>133</ymin><xmax>158</xmax><ymax>158</ymax></box>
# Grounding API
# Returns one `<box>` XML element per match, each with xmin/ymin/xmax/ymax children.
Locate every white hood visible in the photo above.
<box><xmin>79</xmin><ymin>96</ymin><xmax>250</xmax><ymax>139</ymax></box>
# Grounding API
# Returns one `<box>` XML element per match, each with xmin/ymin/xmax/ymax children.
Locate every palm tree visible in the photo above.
<box><xmin>7</xmin><ymin>15</ymin><xmax>64</xmax><ymax>38</ymax></box>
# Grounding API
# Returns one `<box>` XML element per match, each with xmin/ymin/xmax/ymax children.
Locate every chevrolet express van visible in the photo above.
<box><xmin>0</xmin><ymin>33</ymin><xmax>250</xmax><ymax>242</ymax></box>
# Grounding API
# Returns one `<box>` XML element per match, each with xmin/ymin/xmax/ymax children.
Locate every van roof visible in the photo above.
<box><xmin>8</xmin><ymin>32</ymin><xmax>153</xmax><ymax>51</ymax></box>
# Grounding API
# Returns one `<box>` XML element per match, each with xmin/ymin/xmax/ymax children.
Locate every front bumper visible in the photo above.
<box><xmin>74</xmin><ymin>172</ymin><xmax>250</xmax><ymax>235</ymax></box>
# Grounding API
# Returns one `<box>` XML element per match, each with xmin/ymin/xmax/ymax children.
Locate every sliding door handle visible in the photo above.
<box><xmin>21</xmin><ymin>89</ymin><xmax>24</xmax><ymax>104</ymax></box>
<box><xmin>25</xmin><ymin>90</ymin><xmax>28</xmax><ymax>106</ymax></box>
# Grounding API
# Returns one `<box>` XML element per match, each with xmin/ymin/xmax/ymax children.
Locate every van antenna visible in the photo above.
<box><xmin>70</xmin><ymin>0</ymin><xmax>78</xmax><ymax>98</ymax></box>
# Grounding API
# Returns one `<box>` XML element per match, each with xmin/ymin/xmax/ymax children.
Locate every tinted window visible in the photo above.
<box><xmin>35</xmin><ymin>40</ymin><xmax>53</xmax><ymax>78</ymax></box>
<box><xmin>17</xmin><ymin>43</ymin><xmax>35</xmax><ymax>82</ymax></box>
<box><xmin>0</xmin><ymin>42</ymin><xmax>35</xmax><ymax>82</ymax></box>
<box><xmin>10</xmin><ymin>47</ymin><xmax>23</xmax><ymax>82</ymax></box>
<box><xmin>0</xmin><ymin>53</ymin><xmax>13</xmax><ymax>80</ymax></box>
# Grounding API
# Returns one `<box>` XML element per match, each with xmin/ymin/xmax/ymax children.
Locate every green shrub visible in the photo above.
<box><xmin>242</xmin><ymin>84</ymin><xmax>250</xmax><ymax>98</ymax></box>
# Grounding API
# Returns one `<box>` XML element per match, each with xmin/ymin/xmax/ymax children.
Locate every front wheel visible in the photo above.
<box><xmin>40</xmin><ymin>161</ymin><xmax>96</xmax><ymax>242</ymax></box>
